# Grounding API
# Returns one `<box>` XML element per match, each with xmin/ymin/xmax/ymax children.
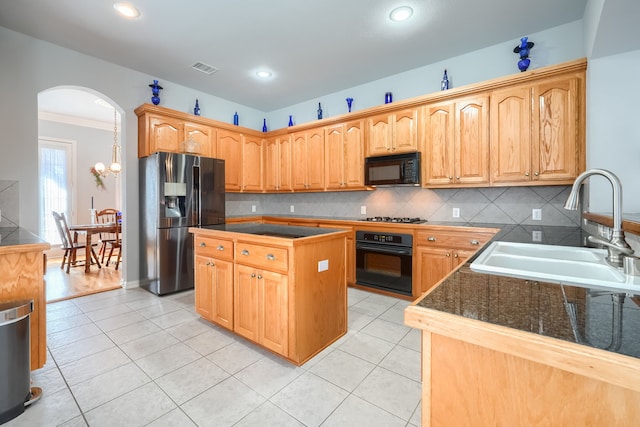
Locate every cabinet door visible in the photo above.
<box><xmin>490</xmin><ymin>86</ymin><xmax>532</xmax><ymax>183</ymax></box>
<box><xmin>212</xmin><ymin>259</ymin><xmax>234</xmax><ymax>330</ymax></box>
<box><xmin>367</xmin><ymin>113</ymin><xmax>393</xmax><ymax>156</ymax></box>
<box><xmin>306</xmin><ymin>128</ymin><xmax>325</xmax><ymax>190</ymax></box>
<box><xmin>325</xmin><ymin>124</ymin><xmax>345</xmax><ymax>189</ymax></box>
<box><xmin>343</xmin><ymin>120</ymin><xmax>365</xmax><ymax>188</ymax></box>
<box><xmin>242</xmin><ymin>135</ymin><xmax>264</xmax><ymax>192</ymax></box>
<box><xmin>278</xmin><ymin>135</ymin><xmax>293</xmax><ymax>191</ymax></box>
<box><xmin>195</xmin><ymin>255</ymin><xmax>214</xmax><ymax>321</ymax></box>
<box><xmin>185</xmin><ymin>122</ymin><xmax>215</xmax><ymax>157</ymax></box>
<box><xmin>423</xmin><ymin>102</ymin><xmax>455</xmax><ymax>186</ymax></box>
<box><xmin>217</xmin><ymin>129</ymin><xmax>243</xmax><ymax>191</ymax></box>
<box><xmin>234</xmin><ymin>264</ymin><xmax>259</xmax><ymax>341</ymax></box>
<box><xmin>455</xmin><ymin>96</ymin><xmax>490</xmax><ymax>184</ymax></box>
<box><xmin>415</xmin><ymin>247</ymin><xmax>453</xmax><ymax>296</ymax></box>
<box><xmin>291</xmin><ymin>132</ymin><xmax>308</xmax><ymax>190</ymax></box>
<box><xmin>259</xmin><ymin>270</ymin><xmax>288</xmax><ymax>356</ymax></box>
<box><xmin>393</xmin><ymin>108</ymin><xmax>419</xmax><ymax>153</ymax></box>
<box><xmin>264</xmin><ymin>137</ymin><xmax>279</xmax><ymax>191</ymax></box>
<box><xmin>149</xmin><ymin>115</ymin><xmax>182</xmax><ymax>154</ymax></box>
<box><xmin>531</xmin><ymin>76</ymin><xmax>580</xmax><ymax>182</ymax></box>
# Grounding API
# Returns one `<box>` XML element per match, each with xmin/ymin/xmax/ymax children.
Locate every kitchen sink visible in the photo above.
<box><xmin>470</xmin><ymin>241</ymin><xmax>639</xmax><ymax>292</ymax></box>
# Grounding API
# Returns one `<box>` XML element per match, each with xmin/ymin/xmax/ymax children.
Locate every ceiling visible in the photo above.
<box><xmin>0</xmin><ymin>0</ymin><xmax>592</xmax><ymax>116</ymax></box>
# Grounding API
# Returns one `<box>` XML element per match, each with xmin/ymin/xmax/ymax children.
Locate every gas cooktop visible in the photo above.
<box><xmin>361</xmin><ymin>217</ymin><xmax>427</xmax><ymax>224</ymax></box>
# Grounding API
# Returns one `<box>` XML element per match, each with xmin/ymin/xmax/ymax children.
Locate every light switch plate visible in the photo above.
<box><xmin>360</xmin><ymin>206</ymin><xmax>366</xmax><ymax>215</ymax></box>
<box><xmin>452</xmin><ymin>208</ymin><xmax>460</xmax><ymax>218</ymax></box>
<box><xmin>532</xmin><ymin>209</ymin><xmax>542</xmax><ymax>221</ymax></box>
<box><xmin>251</xmin><ymin>205</ymin><xmax>256</xmax><ymax>213</ymax></box>
<box><xmin>532</xmin><ymin>230</ymin><xmax>542</xmax><ymax>242</ymax></box>
<box><xmin>318</xmin><ymin>259</ymin><xmax>328</xmax><ymax>272</ymax></box>
<box><xmin>290</xmin><ymin>205</ymin><xmax>295</xmax><ymax>213</ymax></box>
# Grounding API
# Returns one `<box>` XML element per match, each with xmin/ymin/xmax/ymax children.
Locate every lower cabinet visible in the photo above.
<box><xmin>194</xmin><ymin>236</ymin><xmax>234</xmax><ymax>330</ymax></box>
<box><xmin>414</xmin><ymin>229</ymin><xmax>495</xmax><ymax>296</ymax></box>
<box><xmin>234</xmin><ymin>264</ymin><xmax>288</xmax><ymax>356</ymax></box>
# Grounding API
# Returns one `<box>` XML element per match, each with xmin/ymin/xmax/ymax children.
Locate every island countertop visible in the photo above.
<box><xmin>0</xmin><ymin>226</ymin><xmax>50</xmax><ymax>254</ymax></box>
<box><xmin>189</xmin><ymin>223</ymin><xmax>349</xmax><ymax>246</ymax></box>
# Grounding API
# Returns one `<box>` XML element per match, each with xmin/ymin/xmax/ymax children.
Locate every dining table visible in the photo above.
<box><xmin>68</xmin><ymin>222</ymin><xmax>120</xmax><ymax>272</ymax></box>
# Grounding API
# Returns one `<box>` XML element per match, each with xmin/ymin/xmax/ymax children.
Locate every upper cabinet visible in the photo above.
<box><xmin>264</xmin><ymin>135</ymin><xmax>292</xmax><ymax>192</ymax></box>
<box><xmin>490</xmin><ymin>72</ymin><xmax>584</xmax><ymax>185</ymax></box>
<box><xmin>366</xmin><ymin>107</ymin><xmax>419</xmax><ymax>156</ymax></box>
<box><xmin>422</xmin><ymin>96</ymin><xmax>490</xmax><ymax>187</ymax></box>
<box><xmin>217</xmin><ymin>129</ymin><xmax>243</xmax><ymax>191</ymax></box>
<box><xmin>241</xmin><ymin>135</ymin><xmax>264</xmax><ymax>192</ymax></box>
<box><xmin>325</xmin><ymin>120</ymin><xmax>366</xmax><ymax>190</ymax></box>
<box><xmin>292</xmin><ymin>128</ymin><xmax>325</xmax><ymax>190</ymax></box>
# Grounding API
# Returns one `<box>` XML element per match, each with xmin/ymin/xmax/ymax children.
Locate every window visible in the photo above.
<box><xmin>39</xmin><ymin>138</ymin><xmax>75</xmax><ymax>244</ymax></box>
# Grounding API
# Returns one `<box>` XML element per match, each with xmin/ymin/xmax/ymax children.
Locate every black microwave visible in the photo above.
<box><xmin>364</xmin><ymin>152</ymin><xmax>420</xmax><ymax>186</ymax></box>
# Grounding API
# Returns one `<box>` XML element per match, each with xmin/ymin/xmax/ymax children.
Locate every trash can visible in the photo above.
<box><xmin>0</xmin><ymin>299</ymin><xmax>33</xmax><ymax>424</ymax></box>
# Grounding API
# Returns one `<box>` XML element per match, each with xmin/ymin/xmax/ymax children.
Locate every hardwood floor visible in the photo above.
<box><xmin>45</xmin><ymin>256</ymin><xmax>122</xmax><ymax>302</ymax></box>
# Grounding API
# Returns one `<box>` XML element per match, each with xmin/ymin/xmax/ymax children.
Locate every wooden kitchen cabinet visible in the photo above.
<box><xmin>217</xmin><ymin>129</ymin><xmax>243</xmax><ymax>191</ymax></box>
<box><xmin>325</xmin><ymin>120</ymin><xmax>365</xmax><ymax>190</ymax></box>
<box><xmin>264</xmin><ymin>135</ymin><xmax>292</xmax><ymax>191</ymax></box>
<box><xmin>194</xmin><ymin>235</ymin><xmax>234</xmax><ymax>330</ymax></box>
<box><xmin>414</xmin><ymin>228</ymin><xmax>495</xmax><ymax>296</ymax></box>
<box><xmin>422</xmin><ymin>96</ymin><xmax>490</xmax><ymax>187</ymax></box>
<box><xmin>292</xmin><ymin>128</ymin><xmax>325</xmax><ymax>190</ymax></box>
<box><xmin>490</xmin><ymin>72</ymin><xmax>584</xmax><ymax>185</ymax></box>
<box><xmin>136</xmin><ymin>106</ymin><xmax>216</xmax><ymax>158</ymax></box>
<box><xmin>366</xmin><ymin>107</ymin><xmax>419</xmax><ymax>156</ymax></box>
<box><xmin>234</xmin><ymin>264</ymin><xmax>289</xmax><ymax>355</ymax></box>
<box><xmin>242</xmin><ymin>135</ymin><xmax>264</xmax><ymax>192</ymax></box>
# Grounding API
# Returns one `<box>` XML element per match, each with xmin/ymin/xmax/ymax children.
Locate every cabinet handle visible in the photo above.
<box><xmin>456</xmin><ymin>176</ymin><xmax>460</xmax><ymax>180</ymax></box>
<box><xmin>454</xmin><ymin>253</ymin><xmax>459</xmax><ymax>258</ymax></box>
<box><xmin>266</xmin><ymin>254</ymin><xmax>275</xmax><ymax>261</ymax></box>
<box><xmin>217</xmin><ymin>245</ymin><xmax>225</xmax><ymax>251</ymax></box>
<box><xmin>427</xmin><ymin>236</ymin><xmax>436</xmax><ymax>242</ymax></box>
<box><xmin>199</xmin><ymin>242</ymin><xmax>206</xmax><ymax>247</ymax></box>
<box><xmin>257</xmin><ymin>274</ymin><xmax>263</xmax><ymax>280</ymax></box>
<box><xmin>446</xmin><ymin>252</ymin><xmax>451</xmax><ymax>257</ymax></box>
<box><xmin>241</xmin><ymin>249</ymin><xmax>250</xmax><ymax>256</ymax></box>
<box><xmin>448</xmin><ymin>176</ymin><xmax>453</xmax><ymax>180</ymax></box>
<box><xmin>251</xmin><ymin>273</ymin><xmax>256</xmax><ymax>278</ymax></box>
<box><xmin>525</xmin><ymin>172</ymin><xmax>530</xmax><ymax>177</ymax></box>
<box><xmin>211</xmin><ymin>261</ymin><xmax>216</xmax><ymax>267</ymax></box>
<box><xmin>534</xmin><ymin>172</ymin><xmax>539</xmax><ymax>176</ymax></box>
<box><xmin>470</xmin><ymin>240</ymin><xmax>480</xmax><ymax>245</ymax></box>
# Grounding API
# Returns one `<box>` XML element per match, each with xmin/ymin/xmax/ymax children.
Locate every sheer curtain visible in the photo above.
<box><xmin>39</xmin><ymin>139</ymin><xmax>74</xmax><ymax>244</ymax></box>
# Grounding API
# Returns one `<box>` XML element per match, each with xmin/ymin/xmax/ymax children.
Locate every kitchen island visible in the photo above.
<box><xmin>0</xmin><ymin>227</ymin><xmax>50</xmax><ymax>370</ymax></box>
<box><xmin>189</xmin><ymin>223</ymin><xmax>349</xmax><ymax>366</ymax></box>
<box><xmin>405</xmin><ymin>227</ymin><xmax>640</xmax><ymax>426</ymax></box>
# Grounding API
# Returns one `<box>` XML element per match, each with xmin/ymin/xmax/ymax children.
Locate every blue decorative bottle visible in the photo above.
<box><xmin>262</xmin><ymin>119</ymin><xmax>267</xmax><ymax>132</ymax></box>
<box><xmin>193</xmin><ymin>99</ymin><xmax>200</xmax><ymax>115</ymax></box>
<box><xmin>233</xmin><ymin>112</ymin><xmax>239</xmax><ymax>126</ymax></box>
<box><xmin>288</xmin><ymin>115</ymin><xmax>294</xmax><ymax>126</ymax></box>
<box><xmin>148</xmin><ymin>80</ymin><xmax>163</xmax><ymax>105</ymax></box>
<box><xmin>441</xmin><ymin>70</ymin><xmax>449</xmax><ymax>90</ymax></box>
<box><xmin>317</xmin><ymin>103</ymin><xmax>323</xmax><ymax>120</ymax></box>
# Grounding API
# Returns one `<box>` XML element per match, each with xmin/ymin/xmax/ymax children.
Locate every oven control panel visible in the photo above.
<box><xmin>355</xmin><ymin>231</ymin><xmax>413</xmax><ymax>246</ymax></box>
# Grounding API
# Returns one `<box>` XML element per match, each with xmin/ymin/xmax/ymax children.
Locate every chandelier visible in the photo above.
<box><xmin>94</xmin><ymin>108</ymin><xmax>121</xmax><ymax>177</ymax></box>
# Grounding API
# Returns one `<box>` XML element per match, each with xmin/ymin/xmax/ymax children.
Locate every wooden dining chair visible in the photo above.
<box><xmin>96</xmin><ymin>208</ymin><xmax>118</xmax><ymax>263</ymax></box>
<box><xmin>103</xmin><ymin>218</ymin><xmax>122</xmax><ymax>270</ymax></box>
<box><xmin>52</xmin><ymin>211</ymin><xmax>101</xmax><ymax>273</ymax></box>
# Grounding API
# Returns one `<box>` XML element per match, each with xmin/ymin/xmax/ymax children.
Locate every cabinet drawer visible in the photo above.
<box><xmin>236</xmin><ymin>242</ymin><xmax>289</xmax><ymax>272</ymax></box>
<box><xmin>415</xmin><ymin>230</ymin><xmax>494</xmax><ymax>250</ymax></box>
<box><xmin>194</xmin><ymin>236</ymin><xmax>234</xmax><ymax>261</ymax></box>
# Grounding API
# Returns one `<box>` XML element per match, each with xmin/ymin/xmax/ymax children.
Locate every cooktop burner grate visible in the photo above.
<box><xmin>361</xmin><ymin>217</ymin><xmax>427</xmax><ymax>224</ymax></box>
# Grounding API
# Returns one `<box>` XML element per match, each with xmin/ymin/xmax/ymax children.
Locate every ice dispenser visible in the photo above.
<box><xmin>164</xmin><ymin>182</ymin><xmax>187</xmax><ymax>218</ymax></box>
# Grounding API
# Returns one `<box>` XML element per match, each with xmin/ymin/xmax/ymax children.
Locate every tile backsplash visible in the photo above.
<box><xmin>226</xmin><ymin>185</ymin><xmax>581</xmax><ymax>226</ymax></box>
<box><xmin>0</xmin><ymin>180</ymin><xmax>19</xmax><ymax>226</ymax></box>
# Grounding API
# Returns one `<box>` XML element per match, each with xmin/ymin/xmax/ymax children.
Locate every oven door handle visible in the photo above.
<box><xmin>356</xmin><ymin>242</ymin><xmax>412</xmax><ymax>256</ymax></box>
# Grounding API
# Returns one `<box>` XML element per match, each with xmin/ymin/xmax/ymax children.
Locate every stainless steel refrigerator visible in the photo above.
<box><xmin>139</xmin><ymin>152</ymin><xmax>225</xmax><ymax>295</ymax></box>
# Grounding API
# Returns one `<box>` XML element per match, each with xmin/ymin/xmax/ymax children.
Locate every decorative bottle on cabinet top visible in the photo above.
<box><xmin>233</xmin><ymin>112</ymin><xmax>239</xmax><ymax>126</ymax></box>
<box><xmin>262</xmin><ymin>118</ymin><xmax>267</xmax><ymax>132</ymax></box>
<box><xmin>317</xmin><ymin>102</ymin><xmax>323</xmax><ymax>120</ymax></box>
<box><xmin>441</xmin><ymin>70</ymin><xmax>449</xmax><ymax>90</ymax></box>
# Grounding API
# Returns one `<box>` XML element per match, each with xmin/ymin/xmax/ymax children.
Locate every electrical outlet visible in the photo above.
<box><xmin>532</xmin><ymin>209</ymin><xmax>542</xmax><ymax>221</ymax></box>
<box><xmin>360</xmin><ymin>206</ymin><xmax>367</xmax><ymax>215</ymax></box>
<box><xmin>290</xmin><ymin>205</ymin><xmax>295</xmax><ymax>213</ymax></box>
<box><xmin>532</xmin><ymin>230</ymin><xmax>542</xmax><ymax>242</ymax></box>
<box><xmin>452</xmin><ymin>207</ymin><xmax>460</xmax><ymax>218</ymax></box>
<box><xmin>251</xmin><ymin>205</ymin><xmax>256</xmax><ymax>213</ymax></box>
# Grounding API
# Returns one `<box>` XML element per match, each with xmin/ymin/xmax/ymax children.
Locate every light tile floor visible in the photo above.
<box><xmin>7</xmin><ymin>287</ymin><xmax>422</xmax><ymax>427</ymax></box>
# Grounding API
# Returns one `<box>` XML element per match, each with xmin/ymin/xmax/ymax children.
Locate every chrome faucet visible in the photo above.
<box><xmin>564</xmin><ymin>169</ymin><xmax>634</xmax><ymax>267</ymax></box>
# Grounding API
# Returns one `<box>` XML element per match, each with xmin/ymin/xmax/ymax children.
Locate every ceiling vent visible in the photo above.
<box><xmin>191</xmin><ymin>62</ymin><xmax>218</xmax><ymax>75</ymax></box>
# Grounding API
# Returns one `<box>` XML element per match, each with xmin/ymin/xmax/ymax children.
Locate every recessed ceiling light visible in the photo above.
<box><xmin>256</xmin><ymin>70</ymin><xmax>272</xmax><ymax>78</ymax></box>
<box><xmin>389</xmin><ymin>6</ymin><xmax>413</xmax><ymax>22</ymax></box>
<box><xmin>114</xmin><ymin>2</ymin><xmax>140</xmax><ymax>19</ymax></box>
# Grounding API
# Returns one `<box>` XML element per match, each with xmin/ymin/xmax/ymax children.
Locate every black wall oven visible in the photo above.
<box><xmin>355</xmin><ymin>230</ymin><xmax>413</xmax><ymax>296</ymax></box>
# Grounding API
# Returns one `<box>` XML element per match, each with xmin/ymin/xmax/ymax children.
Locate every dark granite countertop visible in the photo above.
<box><xmin>197</xmin><ymin>223</ymin><xmax>347</xmax><ymax>239</ymax></box>
<box><xmin>0</xmin><ymin>227</ymin><xmax>50</xmax><ymax>250</ymax></box>
<box><xmin>415</xmin><ymin>225</ymin><xmax>640</xmax><ymax>359</ymax></box>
